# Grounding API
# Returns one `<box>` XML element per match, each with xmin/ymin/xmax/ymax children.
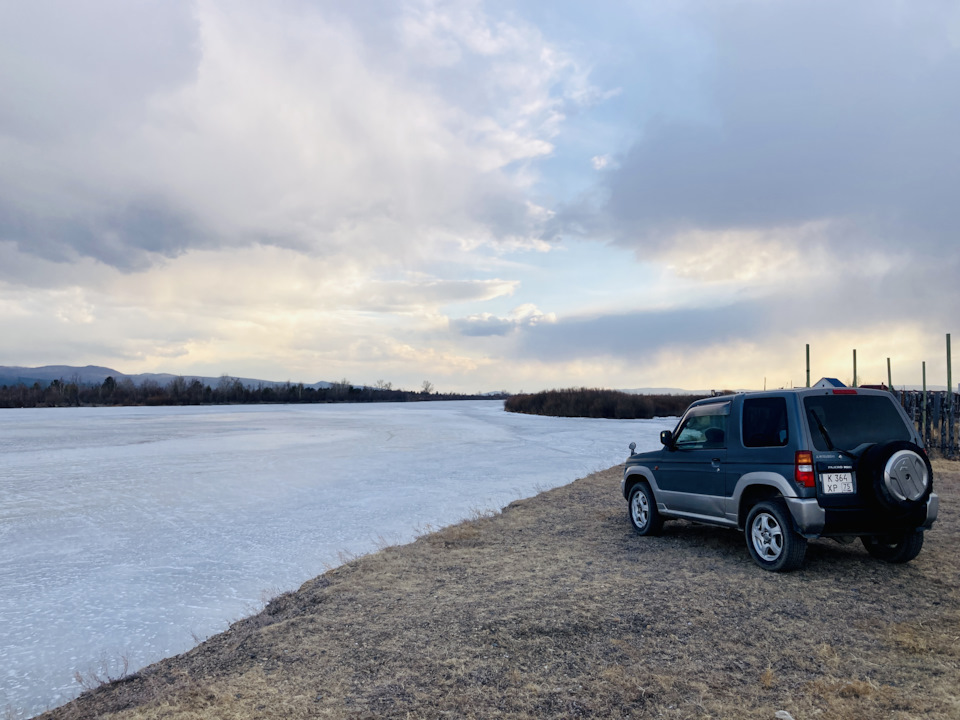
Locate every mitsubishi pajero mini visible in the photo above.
<box><xmin>622</xmin><ymin>388</ymin><xmax>938</xmax><ymax>571</ymax></box>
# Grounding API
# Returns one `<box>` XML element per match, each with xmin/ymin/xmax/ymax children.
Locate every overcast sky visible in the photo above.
<box><xmin>2</xmin><ymin>0</ymin><xmax>958</xmax><ymax>392</ymax></box>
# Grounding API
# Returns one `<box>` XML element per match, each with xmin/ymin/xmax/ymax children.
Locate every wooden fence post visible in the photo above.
<box><xmin>943</xmin><ymin>393</ymin><xmax>948</xmax><ymax>454</ymax></box>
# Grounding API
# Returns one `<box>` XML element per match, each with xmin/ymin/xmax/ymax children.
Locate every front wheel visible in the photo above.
<box><xmin>628</xmin><ymin>483</ymin><xmax>663</xmax><ymax>536</ymax></box>
<box><xmin>745</xmin><ymin>500</ymin><xmax>807</xmax><ymax>572</ymax></box>
<box><xmin>861</xmin><ymin>532</ymin><xmax>924</xmax><ymax>563</ymax></box>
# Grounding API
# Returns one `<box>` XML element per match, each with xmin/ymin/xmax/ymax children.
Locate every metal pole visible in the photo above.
<box><xmin>853</xmin><ymin>349</ymin><xmax>857</xmax><ymax>388</ymax></box>
<box><xmin>806</xmin><ymin>344</ymin><xmax>810</xmax><ymax>387</ymax></box>
<box><xmin>950</xmin><ymin>334</ymin><xmax>954</xmax><ymax>393</ymax></box>
<box><xmin>887</xmin><ymin>357</ymin><xmax>892</xmax><ymax>392</ymax></box>
<box><xmin>948</xmin><ymin>333</ymin><xmax>954</xmax><ymax>456</ymax></box>
<box><xmin>922</xmin><ymin>361</ymin><xmax>927</xmax><ymax>444</ymax></box>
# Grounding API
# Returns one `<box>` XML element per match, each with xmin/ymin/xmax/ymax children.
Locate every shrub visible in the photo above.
<box><xmin>504</xmin><ymin>388</ymin><xmax>707</xmax><ymax>419</ymax></box>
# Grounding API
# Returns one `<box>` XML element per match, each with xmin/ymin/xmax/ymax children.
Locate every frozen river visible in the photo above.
<box><xmin>0</xmin><ymin>400</ymin><xmax>668</xmax><ymax>717</ymax></box>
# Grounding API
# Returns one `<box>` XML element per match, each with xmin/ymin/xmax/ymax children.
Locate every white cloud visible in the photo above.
<box><xmin>2</xmin><ymin>0</ymin><xmax>956</xmax><ymax>393</ymax></box>
<box><xmin>590</xmin><ymin>154</ymin><xmax>613</xmax><ymax>170</ymax></box>
<box><xmin>452</xmin><ymin>302</ymin><xmax>556</xmax><ymax>336</ymax></box>
<box><xmin>660</xmin><ymin>222</ymin><xmax>836</xmax><ymax>285</ymax></box>
<box><xmin>1</xmin><ymin>0</ymin><xmax>594</xmax><ymax>272</ymax></box>
<box><xmin>0</xmin><ymin>0</ymin><xmax>607</xmax><ymax>389</ymax></box>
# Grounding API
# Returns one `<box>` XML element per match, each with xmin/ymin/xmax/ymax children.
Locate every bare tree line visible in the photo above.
<box><xmin>0</xmin><ymin>374</ymin><xmax>504</xmax><ymax>409</ymax></box>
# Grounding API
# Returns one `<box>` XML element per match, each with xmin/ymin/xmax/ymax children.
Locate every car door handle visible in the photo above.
<box><xmin>711</xmin><ymin>458</ymin><xmax>722</xmax><ymax>469</ymax></box>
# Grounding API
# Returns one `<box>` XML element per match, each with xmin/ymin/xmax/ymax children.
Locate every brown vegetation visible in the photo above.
<box><xmin>40</xmin><ymin>462</ymin><xmax>959</xmax><ymax>720</ymax></box>
<box><xmin>505</xmin><ymin>388</ymin><xmax>707</xmax><ymax>419</ymax></box>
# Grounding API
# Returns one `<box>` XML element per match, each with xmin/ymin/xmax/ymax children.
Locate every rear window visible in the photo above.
<box><xmin>803</xmin><ymin>394</ymin><xmax>912</xmax><ymax>451</ymax></box>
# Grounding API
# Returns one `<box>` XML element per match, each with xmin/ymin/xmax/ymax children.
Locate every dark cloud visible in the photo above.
<box><xmin>0</xmin><ymin>1</ymin><xmax>203</xmax><ymax>269</ymax></box>
<box><xmin>0</xmin><ymin>197</ymin><xmax>205</xmax><ymax>270</ymax></box>
<box><xmin>569</xmin><ymin>0</ymin><xmax>960</xmax><ymax>255</ymax></box>
<box><xmin>510</xmin><ymin>249</ymin><xmax>960</xmax><ymax>364</ymax></box>
<box><xmin>513</xmin><ymin>301</ymin><xmax>767</xmax><ymax>361</ymax></box>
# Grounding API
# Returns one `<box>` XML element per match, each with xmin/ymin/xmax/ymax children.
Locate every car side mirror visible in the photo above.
<box><xmin>660</xmin><ymin>430</ymin><xmax>675</xmax><ymax>449</ymax></box>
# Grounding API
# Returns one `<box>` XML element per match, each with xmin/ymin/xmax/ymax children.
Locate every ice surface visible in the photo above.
<box><xmin>0</xmin><ymin>400</ymin><xmax>670</xmax><ymax>717</ymax></box>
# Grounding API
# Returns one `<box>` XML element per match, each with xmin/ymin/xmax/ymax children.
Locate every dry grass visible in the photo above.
<box><xmin>39</xmin><ymin>463</ymin><xmax>960</xmax><ymax>719</ymax></box>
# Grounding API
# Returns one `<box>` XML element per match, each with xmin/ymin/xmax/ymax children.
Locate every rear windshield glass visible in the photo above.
<box><xmin>803</xmin><ymin>394</ymin><xmax>912</xmax><ymax>451</ymax></box>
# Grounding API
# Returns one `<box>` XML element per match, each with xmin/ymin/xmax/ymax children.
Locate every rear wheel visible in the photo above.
<box><xmin>861</xmin><ymin>532</ymin><xmax>924</xmax><ymax>563</ymax></box>
<box><xmin>745</xmin><ymin>500</ymin><xmax>807</xmax><ymax>572</ymax></box>
<box><xmin>628</xmin><ymin>483</ymin><xmax>663</xmax><ymax>536</ymax></box>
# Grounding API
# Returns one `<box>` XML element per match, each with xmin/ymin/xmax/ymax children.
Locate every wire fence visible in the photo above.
<box><xmin>896</xmin><ymin>390</ymin><xmax>958</xmax><ymax>458</ymax></box>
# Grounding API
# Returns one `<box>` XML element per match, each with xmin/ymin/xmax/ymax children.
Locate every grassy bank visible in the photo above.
<box><xmin>41</xmin><ymin>463</ymin><xmax>959</xmax><ymax>719</ymax></box>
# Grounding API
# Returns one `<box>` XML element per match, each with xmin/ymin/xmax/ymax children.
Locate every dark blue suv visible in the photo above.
<box><xmin>622</xmin><ymin>388</ymin><xmax>939</xmax><ymax>571</ymax></box>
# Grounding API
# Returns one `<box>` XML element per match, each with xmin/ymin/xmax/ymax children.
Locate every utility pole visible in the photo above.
<box><xmin>887</xmin><ymin>357</ymin><xmax>892</xmax><ymax>392</ymax></box>
<box><xmin>852</xmin><ymin>349</ymin><xmax>857</xmax><ymax>388</ymax></box>
<box><xmin>805</xmin><ymin>344</ymin><xmax>810</xmax><ymax>387</ymax></box>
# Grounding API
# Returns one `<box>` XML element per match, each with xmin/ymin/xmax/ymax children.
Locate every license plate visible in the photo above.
<box><xmin>821</xmin><ymin>472</ymin><xmax>854</xmax><ymax>494</ymax></box>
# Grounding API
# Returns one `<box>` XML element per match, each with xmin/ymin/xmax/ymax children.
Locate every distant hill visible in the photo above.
<box><xmin>0</xmin><ymin>365</ymin><xmax>505</xmax><ymax>409</ymax></box>
<box><xmin>0</xmin><ymin>365</ymin><xmax>333</xmax><ymax>390</ymax></box>
<box><xmin>619</xmin><ymin>387</ymin><xmax>709</xmax><ymax>395</ymax></box>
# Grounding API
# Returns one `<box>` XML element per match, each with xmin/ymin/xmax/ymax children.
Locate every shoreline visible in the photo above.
<box><xmin>37</xmin><ymin>462</ymin><xmax>960</xmax><ymax>719</ymax></box>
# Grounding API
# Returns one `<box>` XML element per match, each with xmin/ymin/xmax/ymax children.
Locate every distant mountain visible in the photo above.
<box><xmin>0</xmin><ymin>365</ymin><xmax>332</xmax><ymax>390</ymax></box>
<box><xmin>619</xmin><ymin>387</ymin><xmax>710</xmax><ymax>395</ymax></box>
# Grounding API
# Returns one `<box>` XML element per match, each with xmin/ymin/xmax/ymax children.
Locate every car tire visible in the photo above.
<box><xmin>861</xmin><ymin>532</ymin><xmax>924</xmax><ymax>563</ymax></box>
<box><xmin>745</xmin><ymin>500</ymin><xmax>807</xmax><ymax>572</ymax></box>
<box><xmin>628</xmin><ymin>483</ymin><xmax>663</xmax><ymax>536</ymax></box>
<box><xmin>858</xmin><ymin>441</ymin><xmax>933</xmax><ymax>512</ymax></box>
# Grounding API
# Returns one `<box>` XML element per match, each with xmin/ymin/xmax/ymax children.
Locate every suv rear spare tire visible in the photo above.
<box><xmin>858</xmin><ymin>441</ymin><xmax>932</xmax><ymax>511</ymax></box>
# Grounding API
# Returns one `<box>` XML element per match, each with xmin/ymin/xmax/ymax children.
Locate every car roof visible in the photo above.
<box><xmin>688</xmin><ymin>387</ymin><xmax>896</xmax><ymax>408</ymax></box>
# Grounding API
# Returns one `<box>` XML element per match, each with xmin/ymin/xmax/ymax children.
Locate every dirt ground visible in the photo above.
<box><xmin>40</xmin><ymin>461</ymin><xmax>960</xmax><ymax>720</ymax></box>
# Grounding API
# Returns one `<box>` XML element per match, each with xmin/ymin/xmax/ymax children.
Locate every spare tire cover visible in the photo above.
<box><xmin>859</xmin><ymin>441</ymin><xmax>933</xmax><ymax>511</ymax></box>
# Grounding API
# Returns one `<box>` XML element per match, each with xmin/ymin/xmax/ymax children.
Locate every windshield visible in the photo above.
<box><xmin>803</xmin><ymin>394</ymin><xmax>912</xmax><ymax>451</ymax></box>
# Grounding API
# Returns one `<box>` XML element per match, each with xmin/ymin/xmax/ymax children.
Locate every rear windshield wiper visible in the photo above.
<box><xmin>809</xmin><ymin>410</ymin><xmax>858</xmax><ymax>459</ymax></box>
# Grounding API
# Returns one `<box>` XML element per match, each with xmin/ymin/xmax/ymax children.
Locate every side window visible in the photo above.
<box><xmin>742</xmin><ymin>397</ymin><xmax>789</xmax><ymax>447</ymax></box>
<box><xmin>675</xmin><ymin>405</ymin><xmax>729</xmax><ymax>449</ymax></box>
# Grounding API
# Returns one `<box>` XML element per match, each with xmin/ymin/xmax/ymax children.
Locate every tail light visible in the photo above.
<box><xmin>795</xmin><ymin>451</ymin><xmax>815</xmax><ymax>488</ymax></box>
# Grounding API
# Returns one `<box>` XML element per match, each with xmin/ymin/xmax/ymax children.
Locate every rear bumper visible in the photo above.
<box><xmin>785</xmin><ymin>494</ymin><xmax>938</xmax><ymax>538</ymax></box>
<box><xmin>923</xmin><ymin>492</ymin><xmax>939</xmax><ymax>529</ymax></box>
<box><xmin>785</xmin><ymin>497</ymin><xmax>825</xmax><ymax>537</ymax></box>
<box><xmin>821</xmin><ymin>504</ymin><xmax>933</xmax><ymax>536</ymax></box>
